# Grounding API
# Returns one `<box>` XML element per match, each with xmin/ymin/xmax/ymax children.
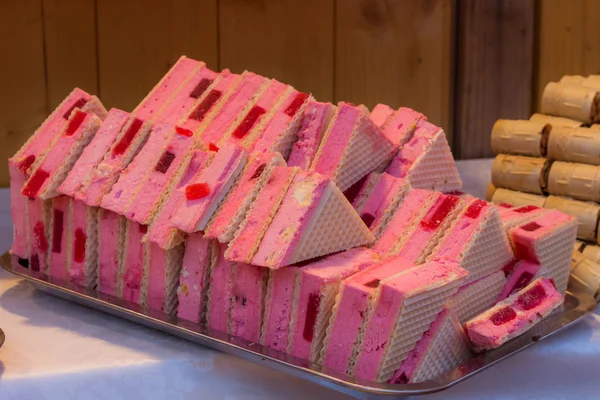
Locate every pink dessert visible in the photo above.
<box><xmin>48</xmin><ymin>196</ymin><xmax>70</xmax><ymax>280</ymax></box>
<box><xmin>229</xmin><ymin>263</ymin><xmax>268</xmax><ymax>343</ymax></box>
<box><xmin>177</xmin><ymin>234</ymin><xmax>214</xmax><ymax>322</ymax></box>
<box><xmin>369</xmin><ymin>104</ymin><xmax>394</xmax><ymax>128</ymax></box>
<box><xmin>122</xmin><ymin>221</ymin><xmax>147</xmax><ymax>304</ymax></box>
<box><xmin>27</xmin><ymin>198</ymin><xmax>48</xmax><ymax>271</ymax></box>
<box><xmin>287</xmin><ymin>101</ymin><xmax>336</xmax><ymax>170</ymax></box>
<box><xmin>97</xmin><ymin>209</ymin><xmax>123</xmax><ymax>296</ymax></box>
<box><xmin>69</xmin><ymin>199</ymin><xmax>91</xmax><ymax>287</ymax></box>
<box><xmin>133</xmin><ymin>56</ymin><xmax>203</xmax><ymax>121</ymax></box>
<box><xmin>206</xmin><ymin>243</ymin><xmax>235</xmax><ymax>334</ymax></box>
<box><xmin>352</xmin><ymin>259</ymin><xmax>468</xmax><ymax>382</ymax></box>
<box><xmin>448</xmin><ymin>269</ymin><xmax>508</xmax><ymax>323</ymax></box>
<box><xmin>204</xmin><ymin>152</ymin><xmax>285</xmax><ymax>242</ymax></box>
<box><xmin>380</xmin><ymin>107</ymin><xmax>425</xmax><ymax>146</ymax></box>
<box><xmin>497</xmin><ymin>260</ymin><xmax>541</xmax><ymax>301</ymax></box>
<box><xmin>499</xmin><ymin>204</ymin><xmax>551</xmax><ymax>231</ymax></box>
<box><xmin>170</xmin><ymin>143</ymin><xmax>248</xmax><ymax>233</ymax></box>
<box><xmin>386</xmin><ymin>120</ymin><xmax>439</xmax><ymax>178</ymax></box>
<box><xmin>58</xmin><ymin>109</ymin><xmax>130</xmax><ymax>197</ymax></box>
<box><xmin>465</xmin><ymin>278</ymin><xmax>563</xmax><ymax>351</ymax></box>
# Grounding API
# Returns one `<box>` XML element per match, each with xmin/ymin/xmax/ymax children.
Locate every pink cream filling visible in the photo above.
<box><xmin>287</xmin><ymin>101</ymin><xmax>334</xmax><ymax>170</ymax></box>
<box><xmin>370</xmin><ymin>104</ymin><xmax>394</xmax><ymax>128</ymax></box>
<box><xmin>386</xmin><ymin>121</ymin><xmax>439</xmax><ymax>178</ymax></box>
<box><xmin>208</xmin><ymin>245</ymin><xmax>234</xmax><ymax>334</ymax></box>
<box><xmin>122</xmin><ymin>222</ymin><xmax>146</xmax><ymax>304</ymax></box>
<box><xmin>229</xmin><ymin>264</ymin><xmax>266</xmax><ymax>343</ymax></box>
<box><xmin>263</xmin><ymin>267</ymin><xmax>298</xmax><ymax>351</ymax></box>
<box><xmin>27</xmin><ymin>198</ymin><xmax>48</xmax><ymax>272</ymax></box>
<box><xmin>69</xmin><ymin>199</ymin><xmax>88</xmax><ymax>286</ymax></box>
<box><xmin>49</xmin><ymin>196</ymin><xmax>70</xmax><ymax>280</ymax></box>
<box><xmin>97</xmin><ymin>210</ymin><xmax>121</xmax><ymax>296</ymax></box>
<box><xmin>359</xmin><ymin>176</ymin><xmax>406</xmax><ymax>230</ymax></box>
<box><xmin>381</xmin><ymin>107</ymin><xmax>425</xmax><ymax>146</ymax></box>
<box><xmin>177</xmin><ymin>233</ymin><xmax>212</xmax><ymax>321</ymax></box>
<box><xmin>497</xmin><ymin>260</ymin><xmax>541</xmax><ymax>301</ymax></box>
<box><xmin>148</xmin><ymin>243</ymin><xmax>167</xmax><ymax>312</ymax></box>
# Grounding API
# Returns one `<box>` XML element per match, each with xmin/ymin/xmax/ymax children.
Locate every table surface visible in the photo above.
<box><xmin>1</xmin><ymin>159</ymin><xmax>599</xmax><ymax>400</ymax></box>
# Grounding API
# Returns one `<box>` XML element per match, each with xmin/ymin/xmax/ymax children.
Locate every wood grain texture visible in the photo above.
<box><xmin>335</xmin><ymin>0</ymin><xmax>454</xmax><ymax>141</ymax></box>
<box><xmin>0</xmin><ymin>0</ymin><xmax>47</xmax><ymax>186</ymax></box>
<box><xmin>536</xmin><ymin>0</ymin><xmax>600</xmax><ymax>110</ymax></box>
<box><xmin>43</xmin><ymin>0</ymin><xmax>98</xmax><ymax>109</ymax></box>
<box><xmin>219</xmin><ymin>0</ymin><xmax>334</xmax><ymax>102</ymax></box>
<box><xmin>97</xmin><ymin>0</ymin><xmax>218</xmax><ymax>111</ymax></box>
<box><xmin>454</xmin><ymin>0</ymin><xmax>535</xmax><ymax>159</ymax></box>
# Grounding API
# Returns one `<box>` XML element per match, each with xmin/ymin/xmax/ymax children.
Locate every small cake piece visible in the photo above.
<box><xmin>448</xmin><ymin>270</ymin><xmax>508</xmax><ymax>323</ymax></box>
<box><xmin>205</xmin><ymin>243</ymin><xmax>236</xmax><ymax>334</ymax></box>
<box><xmin>491</xmin><ymin>187</ymin><xmax>548</xmax><ymax>208</ymax></box>
<box><xmin>68</xmin><ymin>199</ymin><xmax>98</xmax><ymax>288</ymax></box>
<box><xmin>143</xmin><ymin>239</ymin><xmax>185</xmax><ymax>314</ymax></box>
<box><xmin>490</xmin><ymin>119</ymin><xmax>550</xmax><ymax>157</ymax></box>
<box><xmin>250</xmin><ymin>171</ymin><xmax>375</xmax><ymax>268</ymax></box>
<box><xmin>204</xmin><ymin>152</ymin><xmax>285</xmax><ymax>242</ymax></box>
<box><xmin>170</xmin><ymin>143</ymin><xmax>248</xmax><ymax>233</ymax></box>
<box><xmin>509</xmin><ymin>210</ymin><xmax>578</xmax><ymax>294</ymax></box>
<box><xmin>389</xmin><ymin>309</ymin><xmax>472</xmax><ymax>384</ymax></box>
<box><xmin>465</xmin><ymin>278</ymin><xmax>563</xmax><ymax>351</ymax></box>
<box><xmin>229</xmin><ymin>262</ymin><xmax>269</xmax><ymax>343</ymax></box>
<box><xmin>287</xmin><ymin>101</ymin><xmax>336</xmax><ymax>170</ymax></box>
<box><xmin>498</xmin><ymin>204</ymin><xmax>551</xmax><ymax>232</ymax></box>
<box><xmin>386</xmin><ymin>120</ymin><xmax>462</xmax><ymax>192</ymax></box>
<box><xmin>97</xmin><ymin>208</ymin><xmax>125</xmax><ymax>296</ymax></box>
<box><xmin>369</xmin><ymin>103</ymin><xmax>394</xmax><ymax>127</ymax></box>
<box><xmin>352</xmin><ymin>259</ymin><xmax>468</xmax><ymax>382</ymax></box>
<box><xmin>497</xmin><ymin>260</ymin><xmax>541</xmax><ymax>301</ymax></box>
<box><xmin>491</xmin><ymin>154</ymin><xmax>549</xmax><ymax>195</ymax></box>
<box><xmin>311</xmin><ymin>102</ymin><xmax>397</xmax><ymax>191</ymax></box>
<box><xmin>47</xmin><ymin>196</ymin><xmax>71</xmax><ymax>281</ymax></box>
<box><xmin>379</xmin><ymin>107</ymin><xmax>425</xmax><ymax>148</ymax></box>
<box><xmin>120</xmin><ymin>220</ymin><xmax>148</xmax><ymax>303</ymax></box>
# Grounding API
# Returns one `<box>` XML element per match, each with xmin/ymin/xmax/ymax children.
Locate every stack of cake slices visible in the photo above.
<box><xmin>9</xmin><ymin>55</ymin><xmax>576</xmax><ymax>385</ymax></box>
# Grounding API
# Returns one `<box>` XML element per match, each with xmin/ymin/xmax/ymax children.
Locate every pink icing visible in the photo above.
<box><xmin>207</xmin><ymin>244</ymin><xmax>234</xmax><ymax>334</ymax></box>
<box><xmin>170</xmin><ymin>143</ymin><xmax>246</xmax><ymax>233</ymax></box>
<box><xmin>148</xmin><ymin>243</ymin><xmax>167</xmax><ymax>312</ymax></box>
<box><xmin>262</xmin><ymin>267</ymin><xmax>297</xmax><ymax>351</ymax></box>
<box><xmin>97</xmin><ymin>210</ymin><xmax>121</xmax><ymax>296</ymax></box>
<box><xmin>48</xmin><ymin>196</ymin><xmax>70</xmax><ymax>280</ymax></box>
<box><xmin>381</xmin><ymin>107</ymin><xmax>425</xmax><ymax>146</ymax></box>
<box><xmin>287</xmin><ymin>101</ymin><xmax>335</xmax><ymax>170</ymax></box>
<box><xmin>177</xmin><ymin>233</ymin><xmax>212</xmax><ymax>321</ymax></box>
<box><xmin>58</xmin><ymin>109</ymin><xmax>130</xmax><ymax>197</ymax></box>
<box><xmin>229</xmin><ymin>263</ymin><xmax>266</xmax><ymax>343</ymax></box>
<box><xmin>358</xmin><ymin>174</ymin><xmax>407</xmax><ymax>230</ymax></box>
<box><xmin>122</xmin><ymin>221</ymin><xmax>146</xmax><ymax>304</ymax></box>
<box><xmin>497</xmin><ymin>260</ymin><xmax>541</xmax><ymax>301</ymax></box>
<box><xmin>369</xmin><ymin>104</ymin><xmax>394</xmax><ymax>128</ymax></box>
<box><xmin>68</xmin><ymin>199</ymin><xmax>88</xmax><ymax>286</ymax></box>
<box><xmin>27</xmin><ymin>198</ymin><xmax>48</xmax><ymax>272</ymax></box>
<box><xmin>386</xmin><ymin>120</ymin><xmax>439</xmax><ymax>178</ymax></box>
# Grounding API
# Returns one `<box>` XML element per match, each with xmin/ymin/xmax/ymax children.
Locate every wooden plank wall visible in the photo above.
<box><xmin>2</xmin><ymin>0</ymin><xmax>600</xmax><ymax>185</ymax></box>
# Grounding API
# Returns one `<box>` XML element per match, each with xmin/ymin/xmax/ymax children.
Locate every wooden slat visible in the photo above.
<box><xmin>0</xmin><ymin>0</ymin><xmax>47</xmax><ymax>186</ymax></box>
<box><xmin>454</xmin><ymin>0</ymin><xmax>535</xmax><ymax>159</ymax></box>
<box><xmin>43</xmin><ymin>0</ymin><xmax>98</xmax><ymax>109</ymax></box>
<box><xmin>335</xmin><ymin>0</ymin><xmax>454</xmax><ymax>142</ymax></box>
<box><xmin>536</xmin><ymin>0</ymin><xmax>600</xmax><ymax>110</ymax></box>
<box><xmin>219</xmin><ymin>0</ymin><xmax>334</xmax><ymax>102</ymax></box>
<box><xmin>97</xmin><ymin>0</ymin><xmax>218</xmax><ymax>111</ymax></box>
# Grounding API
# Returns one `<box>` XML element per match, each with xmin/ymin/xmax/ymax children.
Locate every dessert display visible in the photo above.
<box><xmin>9</xmin><ymin>56</ymin><xmax>582</xmax><ymax>386</ymax></box>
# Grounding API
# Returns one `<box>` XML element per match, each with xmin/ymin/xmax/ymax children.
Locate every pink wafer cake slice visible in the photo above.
<box><xmin>380</xmin><ymin>107</ymin><xmax>425</xmax><ymax>148</ymax></box>
<box><xmin>287</xmin><ymin>101</ymin><xmax>337</xmax><ymax>170</ymax></box>
<box><xmin>26</xmin><ymin>198</ymin><xmax>51</xmax><ymax>272</ymax></box>
<box><xmin>143</xmin><ymin>237</ymin><xmax>185</xmax><ymax>314</ymax></box>
<box><xmin>68</xmin><ymin>199</ymin><xmax>98</xmax><ymax>288</ymax></box>
<box><xmin>97</xmin><ymin>208</ymin><xmax>125</xmax><ymax>296</ymax></box>
<box><xmin>465</xmin><ymin>278</ymin><xmax>562</xmax><ymax>351</ymax></box>
<box><xmin>320</xmin><ymin>256</ymin><xmax>415</xmax><ymax>375</ymax></box>
<box><xmin>47</xmin><ymin>196</ymin><xmax>70</xmax><ymax>280</ymax></box>
<box><xmin>390</xmin><ymin>308</ymin><xmax>472</xmax><ymax>384</ymax></box>
<box><xmin>170</xmin><ymin>143</ymin><xmax>248</xmax><ymax>233</ymax></box>
<box><xmin>352</xmin><ymin>259</ymin><xmax>468</xmax><ymax>382</ymax></box>
<box><xmin>205</xmin><ymin>243</ymin><xmax>236</xmax><ymax>334</ymax></box>
<box><xmin>370</xmin><ymin>104</ymin><xmax>395</xmax><ymax>128</ymax></box>
<box><xmin>311</xmin><ymin>102</ymin><xmax>397</xmax><ymax>192</ymax></box>
<box><xmin>499</xmin><ymin>204</ymin><xmax>552</xmax><ymax>232</ymax></box>
<box><xmin>447</xmin><ymin>269</ymin><xmax>507</xmax><ymax>323</ymax></box>
<box><xmin>117</xmin><ymin>221</ymin><xmax>147</xmax><ymax>303</ymax></box>
<box><xmin>204</xmin><ymin>151</ymin><xmax>285</xmax><ymax>243</ymax></box>
<box><xmin>250</xmin><ymin>171</ymin><xmax>375</xmax><ymax>269</ymax></box>
<box><xmin>428</xmin><ymin>199</ymin><xmax>514</xmax><ymax>284</ymax></box>
<box><xmin>497</xmin><ymin>259</ymin><xmax>541</xmax><ymax>301</ymax></box>
<box><xmin>509</xmin><ymin>210</ymin><xmax>578</xmax><ymax>295</ymax></box>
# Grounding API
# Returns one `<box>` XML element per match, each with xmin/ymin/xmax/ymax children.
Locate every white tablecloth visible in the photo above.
<box><xmin>1</xmin><ymin>159</ymin><xmax>599</xmax><ymax>400</ymax></box>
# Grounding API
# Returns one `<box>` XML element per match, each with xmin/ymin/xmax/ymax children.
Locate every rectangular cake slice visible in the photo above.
<box><xmin>47</xmin><ymin>196</ymin><xmax>70</xmax><ymax>281</ymax></box>
<box><xmin>205</xmin><ymin>243</ymin><xmax>236</xmax><ymax>334</ymax></box>
<box><xmin>97</xmin><ymin>208</ymin><xmax>125</xmax><ymax>296</ymax></box>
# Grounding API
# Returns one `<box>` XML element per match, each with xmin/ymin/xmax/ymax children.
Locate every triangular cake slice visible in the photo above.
<box><xmin>250</xmin><ymin>171</ymin><xmax>375</xmax><ymax>268</ymax></box>
<box><xmin>447</xmin><ymin>269</ymin><xmax>507</xmax><ymax>323</ymax></box>
<box><xmin>369</xmin><ymin>104</ymin><xmax>395</xmax><ymax>127</ymax></box>
<box><xmin>497</xmin><ymin>259</ymin><xmax>541</xmax><ymax>301</ymax></box>
<box><xmin>389</xmin><ymin>308</ymin><xmax>472</xmax><ymax>384</ymax></box>
<box><xmin>311</xmin><ymin>102</ymin><xmax>397</xmax><ymax>191</ymax></box>
<box><xmin>204</xmin><ymin>151</ymin><xmax>285</xmax><ymax>242</ymax></box>
<box><xmin>386</xmin><ymin>120</ymin><xmax>462</xmax><ymax>192</ymax></box>
<box><xmin>287</xmin><ymin>101</ymin><xmax>337</xmax><ymax>170</ymax></box>
<box><xmin>379</xmin><ymin>107</ymin><xmax>425</xmax><ymax>148</ymax></box>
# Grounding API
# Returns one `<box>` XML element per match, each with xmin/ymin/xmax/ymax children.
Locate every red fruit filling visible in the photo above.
<box><xmin>155</xmin><ymin>151</ymin><xmax>176</xmax><ymax>173</ymax></box>
<box><xmin>513</xmin><ymin>271</ymin><xmax>534</xmax><ymax>292</ymax></box>
<box><xmin>464</xmin><ymin>199</ymin><xmax>487</xmax><ymax>219</ymax></box>
<box><xmin>502</xmin><ymin>259</ymin><xmax>518</xmax><ymax>277</ymax></box>
<box><xmin>513</xmin><ymin>240</ymin><xmax>538</xmax><ymax>263</ymax></box>
<box><xmin>62</xmin><ymin>97</ymin><xmax>87</xmax><ymax>119</ymax></box>
<box><xmin>185</xmin><ymin>182</ymin><xmax>211</xmax><ymax>200</ymax></box>
<box><xmin>175</xmin><ymin>126</ymin><xmax>193</xmax><ymax>137</ymax></box>
<box><xmin>65</xmin><ymin>110</ymin><xmax>87</xmax><ymax>136</ymax></box>
<box><xmin>284</xmin><ymin>92</ymin><xmax>309</xmax><ymax>117</ymax></box>
<box><xmin>516</xmin><ymin>283</ymin><xmax>546</xmax><ymax>311</ymax></box>
<box><xmin>30</xmin><ymin>254</ymin><xmax>40</xmax><ymax>271</ymax></box>
<box><xmin>342</xmin><ymin>175</ymin><xmax>368</xmax><ymax>204</ymax></box>
<box><xmin>361</xmin><ymin>213</ymin><xmax>375</xmax><ymax>228</ymax></box>
<box><xmin>18</xmin><ymin>155</ymin><xmax>36</xmax><ymax>174</ymax></box>
<box><xmin>52</xmin><ymin>209</ymin><xmax>64</xmax><ymax>253</ymax></box>
<box><xmin>250</xmin><ymin>163</ymin><xmax>266</xmax><ymax>180</ymax></box>
<box><xmin>303</xmin><ymin>293</ymin><xmax>321</xmax><ymax>342</ymax></box>
<box><xmin>420</xmin><ymin>196</ymin><xmax>460</xmax><ymax>230</ymax></box>
<box><xmin>189</xmin><ymin>78</ymin><xmax>214</xmax><ymax>99</ymax></box>
<box><xmin>490</xmin><ymin>306</ymin><xmax>517</xmax><ymax>326</ymax></box>
<box><xmin>521</xmin><ymin>221</ymin><xmax>542</xmax><ymax>232</ymax></box>
<box><xmin>232</xmin><ymin>105</ymin><xmax>266</xmax><ymax>139</ymax></box>
<box><xmin>22</xmin><ymin>168</ymin><xmax>50</xmax><ymax>198</ymax></box>
<box><xmin>208</xmin><ymin>142</ymin><xmax>219</xmax><ymax>152</ymax></box>
<box><xmin>73</xmin><ymin>228</ymin><xmax>87</xmax><ymax>263</ymax></box>
<box><xmin>34</xmin><ymin>221</ymin><xmax>48</xmax><ymax>252</ymax></box>
<box><xmin>139</xmin><ymin>224</ymin><xmax>148</xmax><ymax>234</ymax></box>
<box><xmin>513</xmin><ymin>205</ymin><xmax>540</xmax><ymax>213</ymax></box>
<box><xmin>445</xmin><ymin>190</ymin><xmax>464</xmax><ymax>196</ymax></box>
<box><xmin>113</xmin><ymin>118</ymin><xmax>143</xmax><ymax>156</ymax></box>
<box><xmin>364</xmin><ymin>278</ymin><xmax>380</xmax><ymax>288</ymax></box>
<box><xmin>395</xmin><ymin>373</ymin><xmax>409</xmax><ymax>384</ymax></box>
<box><xmin>189</xmin><ymin>89</ymin><xmax>222</xmax><ymax>121</ymax></box>
<box><xmin>498</xmin><ymin>202</ymin><xmax>513</xmax><ymax>208</ymax></box>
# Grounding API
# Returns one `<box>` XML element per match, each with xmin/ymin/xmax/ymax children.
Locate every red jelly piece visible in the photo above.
<box><xmin>343</xmin><ymin>175</ymin><xmax>369</xmax><ymax>204</ymax></box>
<box><xmin>232</xmin><ymin>105</ymin><xmax>266</xmax><ymax>139</ymax></box>
<box><xmin>395</xmin><ymin>373</ymin><xmax>409</xmax><ymax>384</ymax></box>
<box><xmin>52</xmin><ymin>209</ymin><xmax>64</xmax><ymax>253</ymax></box>
<box><xmin>361</xmin><ymin>213</ymin><xmax>375</xmax><ymax>228</ymax></box>
<box><xmin>514</xmin><ymin>240</ymin><xmax>538</xmax><ymax>263</ymax></box>
<box><xmin>420</xmin><ymin>196</ymin><xmax>460</xmax><ymax>230</ymax></box>
<box><xmin>502</xmin><ymin>259</ymin><xmax>518</xmax><ymax>277</ymax></box>
<box><xmin>22</xmin><ymin>169</ymin><xmax>50</xmax><ymax>198</ymax></box>
<box><xmin>464</xmin><ymin>199</ymin><xmax>487</xmax><ymax>219</ymax></box>
<box><xmin>284</xmin><ymin>92</ymin><xmax>309</xmax><ymax>117</ymax></box>
<box><xmin>73</xmin><ymin>228</ymin><xmax>87</xmax><ymax>263</ymax></box>
<box><xmin>498</xmin><ymin>202</ymin><xmax>513</xmax><ymax>208</ymax></box>
<box><xmin>208</xmin><ymin>142</ymin><xmax>219</xmax><ymax>152</ymax></box>
<box><xmin>139</xmin><ymin>224</ymin><xmax>148</xmax><ymax>234</ymax></box>
<box><xmin>364</xmin><ymin>279</ymin><xmax>380</xmax><ymax>288</ymax></box>
<box><xmin>155</xmin><ymin>151</ymin><xmax>176</xmax><ymax>173</ymax></box>
<box><xmin>303</xmin><ymin>293</ymin><xmax>321</xmax><ymax>342</ymax></box>
<box><xmin>34</xmin><ymin>221</ymin><xmax>48</xmax><ymax>252</ymax></box>
<box><xmin>18</xmin><ymin>154</ymin><xmax>36</xmax><ymax>174</ymax></box>
<box><xmin>513</xmin><ymin>205</ymin><xmax>540</xmax><ymax>213</ymax></box>
<box><xmin>521</xmin><ymin>221</ymin><xmax>542</xmax><ymax>232</ymax></box>
<box><xmin>113</xmin><ymin>118</ymin><xmax>143</xmax><ymax>156</ymax></box>
<box><xmin>490</xmin><ymin>306</ymin><xmax>517</xmax><ymax>326</ymax></box>
<box><xmin>175</xmin><ymin>126</ymin><xmax>193</xmax><ymax>137</ymax></box>
<box><xmin>30</xmin><ymin>254</ymin><xmax>40</xmax><ymax>271</ymax></box>
<box><xmin>516</xmin><ymin>283</ymin><xmax>546</xmax><ymax>311</ymax></box>
<box><xmin>189</xmin><ymin>90</ymin><xmax>222</xmax><ymax>122</ymax></box>
<box><xmin>185</xmin><ymin>182</ymin><xmax>211</xmax><ymax>200</ymax></box>
<box><xmin>513</xmin><ymin>271</ymin><xmax>534</xmax><ymax>292</ymax></box>
<box><xmin>62</xmin><ymin>97</ymin><xmax>87</xmax><ymax>119</ymax></box>
<box><xmin>65</xmin><ymin>110</ymin><xmax>87</xmax><ymax>136</ymax></box>
<box><xmin>189</xmin><ymin>78</ymin><xmax>214</xmax><ymax>99</ymax></box>
<box><xmin>250</xmin><ymin>164</ymin><xmax>266</xmax><ymax>180</ymax></box>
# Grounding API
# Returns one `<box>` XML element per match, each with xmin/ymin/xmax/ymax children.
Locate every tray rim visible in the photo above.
<box><xmin>1</xmin><ymin>252</ymin><xmax>597</xmax><ymax>399</ymax></box>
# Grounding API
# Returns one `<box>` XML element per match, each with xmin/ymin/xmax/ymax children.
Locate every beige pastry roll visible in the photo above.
<box><xmin>570</xmin><ymin>251</ymin><xmax>600</xmax><ymax>301</ymax></box>
<box><xmin>547</xmin><ymin>161</ymin><xmax>600</xmax><ymax>202</ymax></box>
<box><xmin>547</xmin><ymin>126</ymin><xmax>600</xmax><ymax>165</ymax></box>
<box><xmin>490</xmin><ymin>120</ymin><xmax>549</xmax><ymax>157</ymax></box>
<box><xmin>544</xmin><ymin>195</ymin><xmax>600</xmax><ymax>242</ymax></box>
<box><xmin>541</xmin><ymin>82</ymin><xmax>599</xmax><ymax>124</ymax></box>
<box><xmin>529</xmin><ymin>113</ymin><xmax>583</xmax><ymax>128</ymax></box>
<box><xmin>490</xmin><ymin>187</ymin><xmax>547</xmax><ymax>208</ymax></box>
<box><xmin>561</xmin><ymin>75</ymin><xmax>600</xmax><ymax>91</ymax></box>
<box><xmin>590</xmin><ymin>124</ymin><xmax>600</xmax><ymax>131</ymax></box>
<box><xmin>491</xmin><ymin>154</ymin><xmax>549</xmax><ymax>194</ymax></box>
<box><xmin>582</xmin><ymin>243</ymin><xmax>600</xmax><ymax>262</ymax></box>
<box><xmin>486</xmin><ymin>182</ymin><xmax>497</xmax><ymax>201</ymax></box>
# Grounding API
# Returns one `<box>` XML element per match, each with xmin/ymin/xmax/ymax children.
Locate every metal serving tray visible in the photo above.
<box><xmin>1</xmin><ymin>252</ymin><xmax>597</xmax><ymax>399</ymax></box>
